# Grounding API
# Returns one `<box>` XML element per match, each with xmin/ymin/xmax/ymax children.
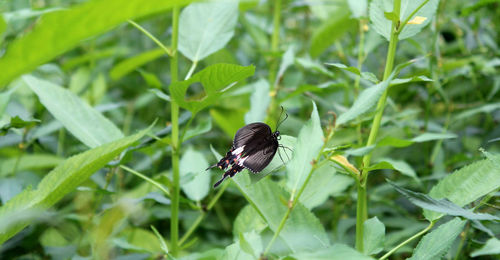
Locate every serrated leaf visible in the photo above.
<box><xmin>178</xmin><ymin>1</ymin><xmax>238</xmax><ymax>62</ymax></box>
<box><xmin>222</xmin><ymin>231</ymin><xmax>262</xmax><ymax>260</ymax></box>
<box><xmin>363</xmin><ymin>217</ymin><xmax>385</xmax><ymax>255</ymax></box>
<box><xmin>424</xmin><ymin>153</ymin><xmax>500</xmax><ymax>221</ymax></box>
<box><xmin>24</xmin><ymin>75</ymin><xmax>124</xmax><ymax>148</ymax></box>
<box><xmin>180</xmin><ymin>147</ymin><xmax>210</xmax><ymax>201</ymax></box>
<box><xmin>286</xmin><ymin>102</ymin><xmax>323</xmax><ymax>194</ymax></box>
<box><xmin>408</xmin><ymin>218</ymin><xmax>466</xmax><ymax>260</ymax></box>
<box><xmin>169</xmin><ymin>64</ymin><xmax>255</xmax><ymax>115</ymax></box>
<box><xmin>470</xmin><ymin>238</ymin><xmax>500</xmax><ymax>257</ymax></box>
<box><xmin>388</xmin><ymin>180</ymin><xmax>499</xmax><ymax>221</ymax></box>
<box><xmin>370</xmin><ymin>0</ymin><xmax>439</xmax><ymax>41</ymax></box>
<box><xmin>0</xmin><ymin>126</ymin><xmax>151</xmax><ymax>245</ymax></box>
<box><xmin>0</xmin><ymin>0</ymin><xmax>193</xmax><ymax>87</ymax></box>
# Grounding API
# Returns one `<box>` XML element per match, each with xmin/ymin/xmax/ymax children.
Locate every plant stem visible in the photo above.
<box><xmin>120</xmin><ymin>165</ymin><xmax>170</xmax><ymax>197</ymax></box>
<box><xmin>178</xmin><ymin>181</ymin><xmax>229</xmax><ymax>246</ymax></box>
<box><xmin>379</xmin><ymin>221</ymin><xmax>435</xmax><ymax>260</ymax></box>
<box><xmin>128</xmin><ymin>20</ymin><xmax>173</xmax><ymax>56</ymax></box>
<box><xmin>263</xmin><ymin>129</ymin><xmax>335</xmax><ymax>255</ymax></box>
<box><xmin>267</xmin><ymin>0</ymin><xmax>282</xmax><ymax>127</ymax></box>
<box><xmin>356</xmin><ymin>0</ymin><xmax>401</xmax><ymax>252</ymax></box>
<box><xmin>170</xmin><ymin>6</ymin><xmax>180</xmax><ymax>257</ymax></box>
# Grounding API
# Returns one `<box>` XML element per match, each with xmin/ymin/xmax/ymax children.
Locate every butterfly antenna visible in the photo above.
<box><xmin>276</xmin><ymin>106</ymin><xmax>288</xmax><ymax>130</ymax></box>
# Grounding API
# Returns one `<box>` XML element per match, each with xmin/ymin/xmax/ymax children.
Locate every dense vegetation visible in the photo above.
<box><xmin>0</xmin><ymin>0</ymin><xmax>499</xmax><ymax>259</ymax></box>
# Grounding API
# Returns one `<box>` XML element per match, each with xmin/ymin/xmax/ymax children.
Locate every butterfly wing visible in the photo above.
<box><xmin>233</xmin><ymin>122</ymin><xmax>273</xmax><ymax>149</ymax></box>
<box><xmin>241</xmin><ymin>142</ymin><xmax>278</xmax><ymax>172</ymax></box>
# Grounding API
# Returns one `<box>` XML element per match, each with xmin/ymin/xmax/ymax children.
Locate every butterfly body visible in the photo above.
<box><xmin>208</xmin><ymin>122</ymin><xmax>280</xmax><ymax>188</ymax></box>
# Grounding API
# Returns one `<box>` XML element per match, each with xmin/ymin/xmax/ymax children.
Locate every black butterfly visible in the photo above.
<box><xmin>207</xmin><ymin>111</ymin><xmax>289</xmax><ymax>188</ymax></box>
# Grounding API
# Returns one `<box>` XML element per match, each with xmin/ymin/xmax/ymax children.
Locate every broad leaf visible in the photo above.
<box><xmin>24</xmin><ymin>75</ymin><xmax>124</xmax><ymax>148</ymax></box>
<box><xmin>275</xmin><ymin>46</ymin><xmax>295</xmax><ymax>86</ymax></box>
<box><xmin>300</xmin><ymin>161</ymin><xmax>353</xmax><ymax>209</ymax></box>
<box><xmin>0</xmin><ymin>0</ymin><xmax>192</xmax><ymax>87</ymax></box>
<box><xmin>370</xmin><ymin>0</ymin><xmax>439</xmax><ymax>41</ymax></box>
<box><xmin>408</xmin><ymin>218</ymin><xmax>466</xmax><ymax>260</ymax></box>
<box><xmin>0</xmin><ymin>126</ymin><xmax>151</xmax><ymax>244</ymax></box>
<box><xmin>180</xmin><ymin>147</ymin><xmax>210</xmax><ymax>201</ymax></box>
<box><xmin>221</xmin><ymin>231</ymin><xmax>262</xmax><ymax>260</ymax></box>
<box><xmin>424</xmin><ymin>153</ymin><xmax>500</xmax><ymax>220</ymax></box>
<box><xmin>169</xmin><ymin>64</ymin><xmax>255</xmax><ymax>115</ymax></box>
<box><xmin>363</xmin><ymin>217</ymin><xmax>385</xmax><ymax>255</ymax></box>
<box><xmin>232</xmin><ymin>174</ymin><xmax>329</xmax><ymax>253</ymax></box>
<box><xmin>286</xmin><ymin>102</ymin><xmax>323</xmax><ymax>194</ymax></box>
<box><xmin>470</xmin><ymin>238</ymin><xmax>500</xmax><ymax>258</ymax></box>
<box><xmin>389</xmin><ymin>180</ymin><xmax>499</xmax><ymax>221</ymax></box>
<box><xmin>347</xmin><ymin>0</ymin><xmax>368</xmax><ymax>18</ymax></box>
<box><xmin>179</xmin><ymin>1</ymin><xmax>238</xmax><ymax>62</ymax></box>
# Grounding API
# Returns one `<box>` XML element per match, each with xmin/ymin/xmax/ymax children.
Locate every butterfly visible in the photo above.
<box><xmin>207</xmin><ymin>111</ymin><xmax>288</xmax><ymax>188</ymax></box>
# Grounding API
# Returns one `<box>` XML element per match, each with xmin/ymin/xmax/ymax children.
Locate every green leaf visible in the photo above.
<box><xmin>292</xmin><ymin>244</ymin><xmax>373</xmax><ymax>260</ymax></box>
<box><xmin>0</xmin><ymin>0</ymin><xmax>193</xmax><ymax>87</ymax></box>
<box><xmin>300</xmin><ymin>161</ymin><xmax>353</xmax><ymax>209</ymax></box>
<box><xmin>169</xmin><ymin>63</ymin><xmax>255</xmax><ymax>115</ymax></box>
<box><xmin>336</xmin><ymin>75</ymin><xmax>392</xmax><ymax>126</ymax></box>
<box><xmin>347</xmin><ymin>0</ymin><xmax>368</xmax><ymax>18</ymax></box>
<box><xmin>369</xmin><ymin>158</ymin><xmax>418</xmax><ymax>181</ymax></box>
<box><xmin>0</xmin><ymin>154</ymin><xmax>63</xmax><ymax>177</ymax></box>
<box><xmin>149</xmin><ymin>89</ymin><xmax>171</xmax><ymax>102</ymax></box>
<box><xmin>222</xmin><ymin>231</ymin><xmax>262</xmax><ymax>260</ymax></box>
<box><xmin>310</xmin><ymin>11</ymin><xmax>354</xmax><ymax>58</ymax></box>
<box><xmin>370</xmin><ymin>0</ymin><xmax>439</xmax><ymax>41</ymax></box>
<box><xmin>180</xmin><ymin>147</ymin><xmax>210</xmax><ymax>201</ymax></box>
<box><xmin>233</xmin><ymin>205</ymin><xmax>267</xmax><ymax>239</ymax></box>
<box><xmin>24</xmin><ymin>75</ymin><xmax>124</xmax><ymax>148</ymax></box>
<box><xmin>388</xmin><ymin>180</ymin><xmax>499</xmax><ymax>221</ymax></box>
<box><xmin>110</xmin><ymin>48</ymin><xmax>165</xmax><ymax>80</ymax></box>
<box><xmin>275</xmin><ymin>45</ymin><xmax>295</xmax><ymax>85</ymax></box>
<box><xmin>424</xmin><ymin>153</ymin><xmax>500</xmax><ymax>221</ymax></box>
<box><xmin>178</xmin><ymin>1</ymin><xmax>238</xmax><ymax>62</ymax></box>
<box><xmin>390</xmin><ymin>75</ymin><xmax>432</xmax><ymax>85</ymax></box>
<box><xmin>0</xmin><ymin>16</ymin><xmax>6</xmax><ymax>44</ymax></box>
<box><xmin>232</xmin><ymin>174</ymin><xmax>329</xmax><ymax>253</ymax></box>
<box><xmin>470</xmin><ymin>238</ymin><xmax>500</xmax><ymax>257</ymax></box>
<box><xmin>408</xmin><ymin>218</ymin><xmax>466</xmax><ymax>260</ymax></box>
<box><xmin>411</xmin><ymin>132</ymin><xmax>457</xmax><ymax>142</ymax></box>
<box><xmin>286</xmin><ymin>102</ymin><xmax>324</xmax><ymax>193</ymax></box>
<box><xmin>454</xmin><ymin>103</ymin><xmax>500</xmax><ymax>121</ymax></box>
<box><xmin>1</xmin><ymin>116</ymin><xmax>40</xmax><ymax>135</ymax></box>
<box><xmin>69</xmin><ymin>67</ymin><xmax>91</xmax><ymax>94</ymax></box>
<box><xmin>0</xmin><ymin>126</ymin><xmax>151</xmax><ymax>245</ymax></box>
<box><xmin>138</xmin><ymin>69</ymin><xmax>162</xmax><ymax>89</ymax></box>
<box><xmin>363</xmin><ymin>217</ymin><xmax>385</xmax><ymax>255</ymax></box>
<box><xmin>0</xmin><ymin>87</ymin><xmax>15</xmax><ymax>116</ymax></box>
<box><xmin>377</xmin><ymin>136</ymin><xmax>414</xmax><ymax>147</ymax></box>
<box><xmin>183</xmin><ymin>117</ymin><xmax>212</xmax><ymax>142</ymax></box>
<box><xmin>244</xmin><ymin>79</ymin><xmax>270</xmax><ymax>124</ymax></box>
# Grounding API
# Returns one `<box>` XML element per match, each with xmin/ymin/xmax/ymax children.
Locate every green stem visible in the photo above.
<box><xmin>357</xmin><ymin>0</ymin><xmax>401</xmax><ymax>252</ymax></box>
<box><xmin>267</xmin><ymin>0</ymin><xmax>282</xmax><ymax>127</ymax></box>
<box><xmin>379</xmin><ymin>221</ymin><xmax>435</xmax><ymax>260</ymax></box>
<box><xmin>263</xmin><ymin>129</ymin><xmax>335</xmax><ymax>255</ymax></box>
<box><xmin>120</xmin><ymin>165</ymin><xmax>170</xmax><ymax>197</ymax></box>
<box><xmin>170</xmin><ymin>6</ymin><xmax>180</xmax><ymax>257</ymax></box>
<box><xmin>178</xmin><ymin>181</ymin><xmax>229</xmax><ymax>246</ymax></box>
<box><xmin>184</xmin><ymin>61</ymin><xmax>198</xmax><ymax>80</ymax></box>
<box><xmin>128</xmin><ymin>20</ymin><xmax>173</xmax><ymax>56</ymax></box>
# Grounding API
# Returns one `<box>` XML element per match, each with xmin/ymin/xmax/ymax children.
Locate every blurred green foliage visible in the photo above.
<box><xmin>0</xmin><ymin>0</ymin><xmax>499</xmax><ymax>259</ymax></box>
